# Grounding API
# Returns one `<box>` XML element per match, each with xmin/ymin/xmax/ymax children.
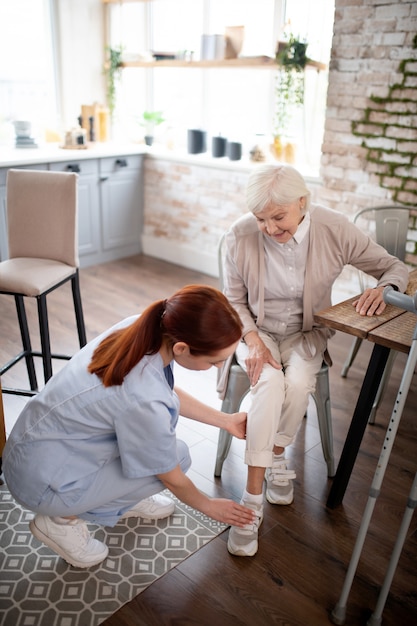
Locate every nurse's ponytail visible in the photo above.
<box><xmin>88</xmin><ymin>285</ymin><xmax>242</xmax><ymax>386</ymax></box>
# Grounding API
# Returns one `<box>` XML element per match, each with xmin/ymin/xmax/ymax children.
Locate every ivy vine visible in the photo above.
<box><xmin>273</xmin><ymin>34</ymin><xmax>309</xmax><ymax>138</ymax></box>
<box><xmin>103</xmin><ymin>46</ymin><xmax>123</xmax><ymax>119</ymax></box>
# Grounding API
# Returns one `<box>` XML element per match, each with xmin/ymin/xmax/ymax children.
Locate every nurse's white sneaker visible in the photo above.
<box><xmin>29</xmin><ymin>514</ymin><xmax>109</xmax><ymax>568</ymax></box>
<box><xmin>227</xmin><ymin>500</ymin><xmax>263</xmax><ymax>557</ymax></box>
<box><xmin>121</xmin><ymin>494</ymin><xmax>175</xmax><ymax>520</ymax></box>
<box><xmin>265</xmin><ymin>455</ymin><xmax>296</xmax><ymax>505</ymax></box>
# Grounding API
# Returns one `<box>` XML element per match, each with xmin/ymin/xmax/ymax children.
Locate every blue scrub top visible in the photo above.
<box><xmin>3</xmin><ymin>316</ymin><xmax>181</xmax><ymax>510</ymax></box>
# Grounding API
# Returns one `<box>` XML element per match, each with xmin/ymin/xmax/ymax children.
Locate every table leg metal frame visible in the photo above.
<box><xmin>331</xmin><ymin>294</ymin><xmax>417</xmax><ymax>625</ymax></box>
<box><xmin>327</xmin><ymin>344</ymin><xmax>390</xmax><ymax>509</ymax></box>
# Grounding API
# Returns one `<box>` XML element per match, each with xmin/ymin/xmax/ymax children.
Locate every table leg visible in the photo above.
<box><xmin>326</xmin><ymin>343</ymin><xmax>390</xmax><ymax>509</ymax></box>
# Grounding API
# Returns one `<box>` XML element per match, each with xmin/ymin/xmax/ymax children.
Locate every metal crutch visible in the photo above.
<box><xmin>367</xmin><ymin>471</ymin><xmax>417</xmax><ymax>625</ymax></box>
<box><xmin>331</xmin><ymin>287</ymin><xmax>417</xmax><ymax>626</ymax></box>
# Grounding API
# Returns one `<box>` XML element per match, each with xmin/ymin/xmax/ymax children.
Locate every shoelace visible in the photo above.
<box><xmin>67</xmin><ymin>519</ymin><xmax>91</xmax><ymax>543</ymax></box>
<box><xmin>268</xmin><ymin>461</ymin><xmax>297</xmax><ymax>486</ymax></box>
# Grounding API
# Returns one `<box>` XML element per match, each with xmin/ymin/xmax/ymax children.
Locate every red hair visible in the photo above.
<box><xmin>88</xmin><ymin>284</ymin><xmax>242</xmax><ymax>386</ymax></box>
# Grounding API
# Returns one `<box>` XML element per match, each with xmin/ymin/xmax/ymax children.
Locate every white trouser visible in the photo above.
<box><xmin>236</xmin><ymin>330</ymin><xmax>323</xmax><ymax>468</ymax></box>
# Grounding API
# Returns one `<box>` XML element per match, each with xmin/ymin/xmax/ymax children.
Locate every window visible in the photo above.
<box><xmin>109</xmin><ymin>0</ymin><xmax>335</xmax><ymax>175</ymax></box>
<box><xmin>0</xmin><ymin>0</ymin><xmax>58</xmax><ymax>146</ymax></box>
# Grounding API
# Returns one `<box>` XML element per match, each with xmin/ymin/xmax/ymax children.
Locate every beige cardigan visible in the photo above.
<box><xmin>217</xmin><ymin>204</ymin><xmax>409</xmax><ymax>398</ymax></box>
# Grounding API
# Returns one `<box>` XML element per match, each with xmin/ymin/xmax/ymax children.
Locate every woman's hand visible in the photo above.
<box><xmin>352</xmin><ymin>286</ymin><xmax>386</xmax><ymax>316</ymax></box>
<box><xmin>225</xmin><ymin>411</ymin><xmax>247</xmax><ymax>440</ymax></box>
<box><xmin>205</xmin><ymin>498</ymin><xmax>256</xmax><ymax>527</ymax></box>
<box><xmin>159</xmin><ymin>467</ymin><xmax>256</xmax><ymax>527</ymax></box>
<box><xmin>244</xmin><ymin>331</ymin><xmax>281</xmax><ymax>385</ymax></box>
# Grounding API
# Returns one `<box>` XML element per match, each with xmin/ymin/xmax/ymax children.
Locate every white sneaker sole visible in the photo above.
<box><xmin>29</xmin><ymin>519</ymin><xmax>109</xmax><ymax>569</ymax></box>
<box><xmin>265</xmin><ymin>489</ymin><xmax>294</xmax><ymax>505</ymax></box>
<box><xmin>227</xmin><ymin>539</ymin><xmax>258</xmax><ymax>557</ymax></box>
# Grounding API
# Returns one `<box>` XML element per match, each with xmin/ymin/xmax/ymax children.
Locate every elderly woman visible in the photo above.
<box><xmin>222</xmin><ymin>163</ymin><xmax>409</xmax><ymax>557</ymax></box>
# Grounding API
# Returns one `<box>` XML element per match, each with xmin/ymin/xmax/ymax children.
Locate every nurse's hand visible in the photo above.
<box><xmin>244</xmin><ymin>331</ymin><xmax>281</xmax><ymax>386</ymax></box>
<box><xmin>226</xmin><ymin>411</ymin><xmax>247</xmax><ymax>440</ymax></box>
<box><xmin>207</xmin><ymin>498</ymin><xmax>257</xmax><ymax>527</ymax></box>
<box><xmin>352</xmin><ymin>286</ymin><xmax>386</xmax><ymax>316</ymax></box>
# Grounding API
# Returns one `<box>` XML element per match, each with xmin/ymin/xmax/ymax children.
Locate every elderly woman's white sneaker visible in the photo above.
<box><xmin>227</xmin><ymin>501</ymin><xmax>263</xmax><ymax>557</ymax></box>
<box><xmin>29</xmin><ymin>515</ymin><xmax>109</xmax><ymax>568</ymax></box>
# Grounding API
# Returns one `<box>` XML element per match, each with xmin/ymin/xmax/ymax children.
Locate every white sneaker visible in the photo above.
<box><xmin>227</xmin><ymin>501</ymin><xmax>263</xmax><ymax>557</ymax></box>
<box><xmin>29</xmin><ymin>515</ymin><xmax>109</xmax><ymax>568</ymax></box>
<box><xmin>265</xmin><ymin>456</ymin><xmax>296</xmax><ymax>505</ymax></box>
<box><xmin>120</xmin><ymin>494</ymin><xmax>175</xmax><ymax>520</ymax></box>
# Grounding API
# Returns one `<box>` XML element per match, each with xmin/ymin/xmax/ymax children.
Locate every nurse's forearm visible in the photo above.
<box><xmin>175</xmin><ymin>387</ymin><xmax>228</xmax><ymax>429</ymax></box>
<box><xmin>158</xmin><ymin>466</ymin><xmax>212</xmax><ymax>513</ymax></box>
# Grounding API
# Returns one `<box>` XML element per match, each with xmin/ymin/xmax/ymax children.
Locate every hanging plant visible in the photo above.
<box><xmin>273</xmin><ymin>34</ymin><xmax>309</xmax><ymax>156</ymax></box>
<box><xmin>103</xmin><ymin>46</ymin><xmax>123</xmax><ymax>120</ymax></box>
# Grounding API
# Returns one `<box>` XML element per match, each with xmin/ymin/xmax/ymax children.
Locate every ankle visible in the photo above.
<box><xmin>242</xmin><ymin>489</ymin><xmax>263</xmax><ymax>506</ymax></box>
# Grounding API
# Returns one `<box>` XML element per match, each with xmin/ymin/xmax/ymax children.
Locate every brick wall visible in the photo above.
<box><xmin>319</xmin><ymin>0</ymin><xmax>417</xmax><ymax>265</ymax></box>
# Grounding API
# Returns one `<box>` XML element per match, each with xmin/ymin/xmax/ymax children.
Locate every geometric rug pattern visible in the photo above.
<box><xmin>0</xmin><ymin>483</ymin><xmax>227</xmax><ymax>626</ymax></box>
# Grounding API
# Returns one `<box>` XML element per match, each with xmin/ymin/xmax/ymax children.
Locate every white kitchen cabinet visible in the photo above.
<box><xmin>99</xmin><ymin>155</ymin><xmax>143</xmax><ymax>253</ymax></box>
<box><xmin>0</xmin><ymin>154</ymin><xmax>143</xmax><ymax>266</ymax></box>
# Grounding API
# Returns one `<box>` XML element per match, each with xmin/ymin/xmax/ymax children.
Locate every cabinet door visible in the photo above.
<box><xmin>100</xmin><ymin>155</ymin><xmax>143</xmax><ymax>252</ymax></box>
<box><xmin>49</xmin><ymin>159</ymin><xmax>100</xmax><ymax>258</ymax></box>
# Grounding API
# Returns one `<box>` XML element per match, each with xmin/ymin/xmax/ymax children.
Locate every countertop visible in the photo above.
<box><xmin>0</xmin><ymin>142</ymin><xmax>320</xmax><ymax>182</ymax></box>
<box><xmin>0</xmin><ymin>143</ymin><xmax>147</xmax><ymax>168</ymax></box>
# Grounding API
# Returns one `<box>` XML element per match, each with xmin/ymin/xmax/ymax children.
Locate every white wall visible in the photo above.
<box><xmin>55</xmin><ymin>0</ymin><xmax>106</xmax><ymax>129</ymax></box>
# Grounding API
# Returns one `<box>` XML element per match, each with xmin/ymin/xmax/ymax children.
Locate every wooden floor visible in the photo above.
<box><xmin>1</xmin><ymin>254</ymin><xmax>416</xmax><ymax>626</ymax></box>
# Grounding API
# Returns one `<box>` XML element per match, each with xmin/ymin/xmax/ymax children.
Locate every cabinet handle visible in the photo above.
<box><xmin>116</xmin><ymin>158</ymin><xmax>128</xmax><ymax>168</ymax></box>
<box><xmin>100</xmin><ymin>176</ymin><xmax>109</xmax><ymax>182</ymax></box>
<box><xmin>66</xmin><ymin>163</ymin><xmax>81</xmax><ymax>173</ymax></box>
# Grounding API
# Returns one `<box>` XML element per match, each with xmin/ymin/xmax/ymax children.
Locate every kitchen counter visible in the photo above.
<box><xmin>0</xmin><ymin>142</ymin><xmax>146</xmax><ymax>168</ymax></box>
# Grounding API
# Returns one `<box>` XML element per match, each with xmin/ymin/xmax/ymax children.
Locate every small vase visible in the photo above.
<box><xmin>271</xmin><ymin>135</ymin><xmax>284</xmax><ymax>160</ymax></box>
<box><xmin>145</xmin><ymin>135</ymin><xmax>154</xmax><ymax>146</ymax></box>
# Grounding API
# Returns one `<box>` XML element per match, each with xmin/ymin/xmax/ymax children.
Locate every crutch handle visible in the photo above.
<box><xmin>383</xmin><ymin>286</ymin><xmax>417</xmax><ymax>314</ymax></box>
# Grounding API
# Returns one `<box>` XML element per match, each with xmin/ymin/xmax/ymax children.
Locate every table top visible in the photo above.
<box><xmin>314</xmin><ymin>269</ymin><xmax>417</xmax><ymax>353</ymax></box>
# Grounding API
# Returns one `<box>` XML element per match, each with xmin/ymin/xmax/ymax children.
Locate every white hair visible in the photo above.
<box><xmin>246</xmin><ymin>164</ymin><xmax>311</xmax><ymax>215</ymax></box>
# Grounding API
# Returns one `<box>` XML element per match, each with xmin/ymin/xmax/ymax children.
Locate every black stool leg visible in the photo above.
<box><xmin>71</xmin><ymin>270</ymin><xmax>87</xmax><ymax>347</ymax></box>
<box><xmin>37</xmin><ymin>294</ymin><xmax>53</xmax><ymax>383</ymax></box>
<box><xmin>15</xmin><ymin>295</ymin><xmax>38</xmax><ymax>391</ymax></box>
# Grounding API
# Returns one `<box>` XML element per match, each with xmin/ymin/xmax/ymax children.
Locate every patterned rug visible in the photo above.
<box><xmin>0</xmin><ymin>482</ymin><xmax>227</xmax><ymax>626</ymax></box>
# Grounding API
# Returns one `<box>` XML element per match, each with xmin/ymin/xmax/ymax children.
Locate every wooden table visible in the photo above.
<box><xmin>314</xmin><ymin>269</ymin><xmax>417</xmax><ymax>508</ymax></box>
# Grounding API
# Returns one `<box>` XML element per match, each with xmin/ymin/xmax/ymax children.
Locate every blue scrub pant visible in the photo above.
<box><xmin>34</xmin><ymin>440</ymin><xmax>191</xmax><ymax>527</ymax></box>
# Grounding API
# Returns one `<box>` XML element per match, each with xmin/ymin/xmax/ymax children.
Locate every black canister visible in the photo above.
<box><xmin>228</xmin><ymin>141</ymin><xmax>242</xmax><ymax>161</ymax></box>
<box><xmin>187</xmin><ymin>129</ymin><xmax>207</xmax><ymax>154</ymax></box>
<box><xmin>212</xmin><ymin>136</ymin><xmax>227</xmax><ymax>158</ymax></box>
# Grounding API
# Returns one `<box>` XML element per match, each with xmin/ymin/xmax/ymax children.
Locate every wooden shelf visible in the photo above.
<box><xmin>121</xmin><ymin>56</ymin><xmax>326</xmax><ymax>71</ymax></box>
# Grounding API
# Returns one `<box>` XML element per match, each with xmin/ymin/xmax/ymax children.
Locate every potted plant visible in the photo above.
<box><xmin>272</xmin><ymin>34</ymin><xmax>309</xmax><ymax>161</ymax></box>
<box><xmin>141</xmin><ymin>110</ymin><xmax>165</xmax><ymax>146</ymax></box>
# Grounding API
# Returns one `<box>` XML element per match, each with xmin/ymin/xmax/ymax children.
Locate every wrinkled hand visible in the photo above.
<box><xmin>226</xmin><ymin>411</ymin><xmax>247</xmax><ymax>440</ymax></box>
<box><xmin>207</xmin><ymin>498</ymin><xmax>256</xmax><ymax>527</ymax></box>
<box><xmin>244</xmin><ymin>333</ymin><xmax>281</xmax><ymax>386</ymax></box>
<box><xmin>352</xmin><ymin>286</ymin><xmax>386</xmax><ymax>316</ymax></box>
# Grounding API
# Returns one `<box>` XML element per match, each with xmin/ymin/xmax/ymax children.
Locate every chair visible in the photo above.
<box><xmin>340</xmin><ymin>205</ymin><xmax>410</xmax><ymax>423</ymax></box>
<box><xmin>0</xmin><ymin>169</ymin><xmax>87</xmax><ymax>396</ymax></box>
<box><xmin>215</xmin><ymin>233</ymin><xmax>335</xmax><ymax>479</ymax></box>
<box><xmin>0</xmin><ymin>377</ymin><xmax>5</xmax><ymax>478</ymax></box>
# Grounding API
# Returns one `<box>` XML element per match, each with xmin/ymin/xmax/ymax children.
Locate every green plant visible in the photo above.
<box><xmin>273</xmin><ymin>34</ymin><xmax>309</xmax><ymax>139</ymax></box>
<box><xmin>140</xmin><ymin>110</ymin><xmax>165</xmax><ymax>136</ymax></box>
<box><xmin>103</xmin><ymin>46</ymin><xmax>123</xmax><ymax>119</ymax></box>
<box><xmin>141</xmin><ymin>111</ymin><xmax>165</xmax><ymax>130</ymax></box>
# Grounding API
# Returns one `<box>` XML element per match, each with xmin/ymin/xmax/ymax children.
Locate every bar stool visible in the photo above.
<box><xmin>0</xmin><ymin>169</ymin><xmax>87</xmax><ymax>396</ymax></box>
